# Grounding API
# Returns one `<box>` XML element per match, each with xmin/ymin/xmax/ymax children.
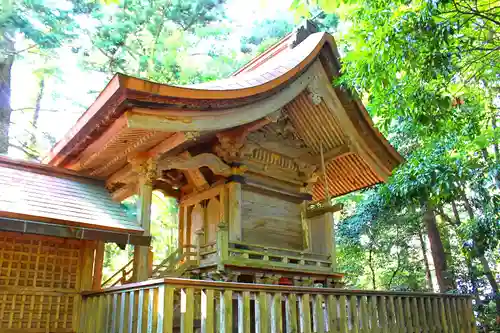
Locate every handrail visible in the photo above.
<box><xmin>228</xmin><ymin>247</ymin><xmax>332</xmax><ymax>265</ymax></box>
<box><xmin>87</xmin><ymin>277</ymin><xmax>471</xmax><ymax>298</ymax></box>
<box><xmin>151</xmin><ymin>248</ymin><xmax>182</xmax><ymax>276</ymax></box>
<box><xmin>81</xmin><ymin>277</ymin><xmax>475</xmax><ymax>333</ymax></box>
<box><xmin>101</xmin><ymin>259</ymin><xmax>133</xmax><ymax>287</ymax></box>
<box><xmin>229</xmin><ymin>240</ymin><xmax>330</xmax><ymax>259</ymax></box>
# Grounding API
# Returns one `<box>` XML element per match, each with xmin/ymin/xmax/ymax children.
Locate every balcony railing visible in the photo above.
<box><xmin>227</xmin><ymin>241</ymin><xmax>334</xmax><ymax>272</ymax></box>
<box><xmin>79</xmin><ymin>277</ymin><xmax>476</xmax><ymax>333</ymax></box>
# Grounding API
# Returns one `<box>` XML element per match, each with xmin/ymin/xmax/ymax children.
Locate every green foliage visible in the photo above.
<box><xmin>299</xmin><ymin>0</ymin><xmax>499</xmax><ymax>327</ymax></box>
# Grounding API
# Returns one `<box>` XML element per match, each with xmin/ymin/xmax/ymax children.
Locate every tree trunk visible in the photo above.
<box><xmin>451</xmin><ymin>201</ymin><xmax>479</xmax><ymax>299</ymax></box>
<box><xmin>418</xmin><ymin>232</ymin><xmax>434</xmax><ymax>291</ymax></box>
<box><xmin>461</xmin><ymin>194</ymin><xmax>500</xmax><ymax>324</ymax></box>
<box><xmin>368</xmin><ymin>243</ymin><xmax>376</xmax><ymax>290</ymax></box>
<box><xmin>0</xmin><ymin>37</ymin><xmax>14</xmax><ymax>154</ymax></box>
<box><xmin>30</xmin><ymin>77</ymin><xmax>45</xmax><ymax>147</ymax></box>
<box><xmin>422</xmin><ymin>200</ymin><xmax>453</xmax><ymax>292</ymax></box>
<box><xmin>492</xmin><ymin>116</ymin><xmax>500</xmax><ymax>163</ymax></box>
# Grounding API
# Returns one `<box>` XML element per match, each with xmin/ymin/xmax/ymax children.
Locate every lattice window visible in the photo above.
<box><xmin>0</xmin><ymin>293</ymin><xmax>77</xmax><ymax>330</ymax></box>
<box><xmin>0</xmin><ymin>233</ymin><xmax>80</xmax><ymax>289</ymax></box>
<box><xmin>0</xmin><ymin>232</ymin><xmax>83</xmax><ymax>331</ymax></box>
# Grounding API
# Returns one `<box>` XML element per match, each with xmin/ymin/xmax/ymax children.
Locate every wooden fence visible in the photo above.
<box><xmin>79</xmin><ymin>278</ymin><xmax>476</xmax><ymax>333</ymax></box>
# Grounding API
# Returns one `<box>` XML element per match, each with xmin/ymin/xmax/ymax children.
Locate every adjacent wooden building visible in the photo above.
<box><xmin>0</xmin><ymin>157</ymin><xmax>148</xmax><ymax>331</ymax></box>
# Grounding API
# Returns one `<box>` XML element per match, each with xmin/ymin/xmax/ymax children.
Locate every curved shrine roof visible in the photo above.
<box><xmin>44</xmin><ymin>29</ymin><xmax>403</xmax><ymax>202</ymax></box>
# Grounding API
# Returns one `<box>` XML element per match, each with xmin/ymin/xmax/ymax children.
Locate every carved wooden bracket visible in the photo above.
<box><xmin>128</xmin><ymin>154</ymin><xmax>158</xmax><ymax>186</ymax></box>
<box><xmin>158</xmin><ymin>153</ymin><xmax>232</xmax><ymax>177</ymax></box>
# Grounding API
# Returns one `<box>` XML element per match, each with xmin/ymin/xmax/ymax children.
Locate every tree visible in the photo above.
<box><xmin>76</xmin><ymin>0</ymin><xmax>228</xmax><ymax>83</ymax></box>
<box><xmin>292</xmin><ymin>0</ymin><xmax>499</xmax><ymax>328</ymax></box>
<box><xmin>0</xmin><ymin>0</ymin><xmax>98</xmax><ymax>154</ymax></box>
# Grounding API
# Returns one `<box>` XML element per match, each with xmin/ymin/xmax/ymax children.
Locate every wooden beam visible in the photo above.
<box><xmin>92</xmin><ymin>241</ymin><xmax>105</xmax><ymax>290</ymax></box>
<box><xmin>180</xmin><ymin>183</ymin><xmax>225</xmax><ymax>206</ymax></box>
<box><xmin>148</xmin><ymin>132</ymin><xmax>187</xmax><ymax>156</ymax></box>
<box><xmin>305</xmin><ymin>203</ymin><xmax>343</xmax><ymax>219</ymax></box>
<box><xmin>110</xmin><ymin>183</ymin><xmax>137</xmax><ymax>202</ymax></box>
<box><xmin>106</xmin><ymin>165</ymin><xmax>133</xmax><ymax>188</ymax></box>
<box><xmin>66</xmin><ymin>116</ymin><xmax>128</xmax><ymax>171</ymax></box>
<box><xmin>179</xmin><ymin>152</ymin><xmax>209</xmax><ymax>191</ymax></box>
<box><xmin>106</xmin><ymin>132</ymin><xmax>187</xmax><ymax>189</ymax></box>
<box><xmin>158</xmin><ymin>152</ymin><xmax>232</xmax><ymax>177</ymax></box>
<box><xmin>124</xmin><ymin>65</ymin><xmax>317</xmax><ymax>133</ymax></box>
<box><xmin>302</xmin><ymin>143</ymin><xmax>352</xmax><ymax>165</ymax></box>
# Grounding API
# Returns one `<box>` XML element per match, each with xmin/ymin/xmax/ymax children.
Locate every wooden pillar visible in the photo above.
<box><xmin>301</xmin><ymin>202</ymin><xmax>310</xmax><ymax>252</ymax></box>
<box><xmin>227</xmin><ymin>182</ymin><xmax>242</xmax><ymax>241</ymax></box>
<box><xmin>92</xmin><ymin>241</ymin><xmax>105</xmax><ymax>290</ymax></box>
<box><xmin>179</xmin><ymin>205</ymin><xmax>186</xmax><ymax>248</ymax></box>
<box><xmin>131</xmin><ymin>157</ymin><xmax>155</xmax><ymax>282</ymax></box>
<box><xmin>324</xmin><ymin>212</ymin><xmax>336</xmax><ymax>271</ymax></box>
<box><xmin>81</xmin><ymin>241</ymin><xmax>95</xmax><ymax>291</ymax></box>
<box><xmin>195</xmin><ymin>229</ymin><xmax>205</xmax><ymax>264</ymax></box>
<box><xmin>216</xmin><ymin>223</ymin><xmax>229</xmax><ymax>271</ymax></box>
<box><xmin>307</xmin><ymin>210</ymin><xmax>336</xmax><ymax>271</ymax></box>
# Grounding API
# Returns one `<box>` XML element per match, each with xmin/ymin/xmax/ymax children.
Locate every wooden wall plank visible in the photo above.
<box><xmin>241</xmin><ymin>189</ymin><xmax>303</xmax><ymax>250</ymax></box>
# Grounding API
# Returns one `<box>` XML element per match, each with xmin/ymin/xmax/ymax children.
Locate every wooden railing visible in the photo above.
<box><xmin>80</xmin><ymin>277</ymin><xmax>476</xmax><ymax>333</ymax></box>
<box><xmin>103</xmin><ymin>246</ymin><xmax>199</xmax><ymax>288</ymax></box>
<box><xmin>102</xmin><ymin>259</ymin><xmax>134</xmax><ymax>288</ymax></box>
<box><xmin>152</xmin><ymin>245</ymin><xmax>198</xmax><ymax>278</ymax></box>
<box><xmin>228</xmin><ymin>241</ymin><xmax>334</xmax><ymax>272</ymax></box>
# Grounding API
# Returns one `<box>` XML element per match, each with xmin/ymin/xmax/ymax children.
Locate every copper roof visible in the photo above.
<box><xmin>0</xmin><ymin>157</ymin><xmax>143</xmax><ymax>235</ymax></box>
<box><xmin>44</xmin><ymin>27</ymin><xmax>403</xmax><ymax>202</ymax></box>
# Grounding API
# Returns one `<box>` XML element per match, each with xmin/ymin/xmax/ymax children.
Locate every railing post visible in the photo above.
<box><xmin>216</xmin><ymin>223</ymin><xmax>229</xmax><ymax>270</ymax></box>
<box><xmin>195</xmin><ymin>228</ymin><xmax>205</xmax><ymax>265</ymax></box>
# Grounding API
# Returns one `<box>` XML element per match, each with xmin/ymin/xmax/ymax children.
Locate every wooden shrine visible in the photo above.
<box><xmin>0</xmin><ymin>22</ymin><xmax>479</xmax><ymax>333</ymax></box>
<box><xmin>41</xmin><ymin>22</ymin><xmax>402</xmax><ymax>288</ymax></box>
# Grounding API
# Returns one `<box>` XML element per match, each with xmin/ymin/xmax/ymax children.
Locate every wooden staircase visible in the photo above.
<box><xmin>102</xmin><ymin>245</ymin><xmax>197</xmax><ymax>288</ymax></box>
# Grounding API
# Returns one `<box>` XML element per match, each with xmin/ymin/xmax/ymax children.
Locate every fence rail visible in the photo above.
<box><xmin>80</xmin><ymin>277</ymin><xmax>476</xmax><ymax>333</ymax></box>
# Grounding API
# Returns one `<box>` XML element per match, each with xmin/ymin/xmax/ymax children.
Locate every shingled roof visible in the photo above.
<box><xmin>0</xmin><ymin>157</ymin><xmax>148</xmax><ymax>245</ymax></box>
